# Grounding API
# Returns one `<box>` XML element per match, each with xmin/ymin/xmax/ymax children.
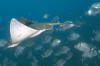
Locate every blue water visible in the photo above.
<box><xmin>0</xmin><ymin>0</ymin><xmax>99</xmax><ymax>38</ymax></box>
<box><xmin>0</xmin><ymin>0</ymin><xmax>100</xmax><ymax>66</ymax></box>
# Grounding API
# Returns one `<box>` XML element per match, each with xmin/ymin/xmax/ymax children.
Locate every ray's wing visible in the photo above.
<box><xmin>9</xmin><ymin>18</ymin><xmax>46</xmax><ymax>48</ymax></box>
<box><xmin>10</xmin><ymin>18</ymin><xmax>38</xmax><ymax>43</ymax></box>
<box><xmin>9</xmin><ymin>18</ymin><xmax>39</xmax><ymax>47</ymax></box>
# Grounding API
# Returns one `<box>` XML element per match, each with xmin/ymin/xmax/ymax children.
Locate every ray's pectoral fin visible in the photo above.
<box><xmin>20</xmin><ymin>17</ymin><xmax>33</xmax><ymax>25</ymax></box>
<box><xmin>8</xmin><ymin>18</ymin><xmax>46</xmax><ymax>48</ymax></box>
<box><xmin>8</xmin><ymin>40</ymin><xmax>19</xmax><ymax>48</ymax></box>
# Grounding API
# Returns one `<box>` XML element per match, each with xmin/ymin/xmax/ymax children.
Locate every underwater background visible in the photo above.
<box><xmin>0</xmin><ymin>0</ymin><xmax>100</xmax><ymax>66</ymax></box>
